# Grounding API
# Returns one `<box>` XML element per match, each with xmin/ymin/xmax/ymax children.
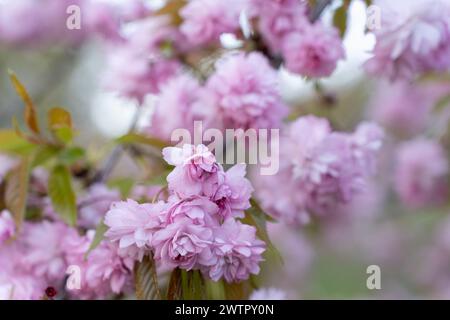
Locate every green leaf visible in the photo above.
<box><xmin>32</xmin><ymin>145</ymin><xmax>59</xmax><ymax>167</ymax></box>
<box><xmin>179</xmin><ymin>270</ymin><xmax>205</xmax><ymax>300</ymax></box>
<box><xmin>85</xmin><ymin>220</ymin><xmax>108</xmax><ymax>259</ymax></box>
<box><xmin>59</xmin><ymin>146</ymin><xmax>85</xmax><ymax>165</ymax></box>
<box><xmin>48</xmin><ymin>164</ymin><xmax>77</xmax><ymax>226</ymax></box>
<box><xmin>48</xmin><ymin>107</ymin><xmax>74</xmax><ymax>144</ymax></box>
<box><xmin>205</xmin><ymin>279</ymin><xmax>226</xmax><ymax>300</ymax></box>
<box><xmin>116</xmin><ymin>133</ymin><xmax>168</xmax><ymax>150</ymax></box>
<box><xmin>0</xmin><ymin>130</ymin><xmax>35</xmax><ymax>154</ymax></box>
<box><xmin>4</xmin><ymin>157</ymin><xmax>31</xmax><ymax>229</ymax></box>
<box><xmin>134</xmin><ymin>254</ymin><xmax>161</xmax><ymax>300</ymax></box>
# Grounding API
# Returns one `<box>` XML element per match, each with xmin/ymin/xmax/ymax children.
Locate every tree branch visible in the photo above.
<box><xmin>92</xmin><ymin>107</ymin><xmax>142</xmax><ymax>184</ymax></box>
<box><xmin>309</xmin><ymin>0</ymin><xmax>333</xmax><ymax>23</ymax></box>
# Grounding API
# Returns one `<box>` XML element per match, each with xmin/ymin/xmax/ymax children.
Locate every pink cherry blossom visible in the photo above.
<box><xmin>146</xmin><ymin>74</ymin><xmax>219</xmax><ymax>141</ymax></box>
<box><xmin>21</xmin><ymin>221</ymin><xmax>78</xmax><ymax>284</ymax></box>
<box><xmin>282</xmin><ymin>22</ymin><xmax>345</xmax><ymax>78</ymax></box>
<box><xmin>395</xmin><ymin>138</ymin><xmax>449</xmax><ymax>208</ymax></box>
<box><xmin>78</xmin><ymin>184</ymin><xmax>121</xmax><ymax>229</ymax></box>
<box><xmin>164</xmin><ymin>196</ymin><xmax>220</xmax><ymax>227</ymax></box>
<box><xmin>163</xmin><ymin>144</ymin><xmax>224</xmax><ymax>198</ymax></box>
<box><xmin>206</xmin><ymin>52</ymin><xmax>288</xmax><ymax>130</ymax></box>
<box><xmin>206</xmin><ymin>218</ymin><xmax>266</xmax><ymax>282</ymax></box>
<box><xmin>104</xmin><ymin>199</ymin><xmax>168</xmax><ymax>261</ymax></box>
<box><xmin>152</xmin><ymin>217</ymin><xmax>217</xmax><ymax>271</ymax></box>
<box><xmin>365</xmin><ymin>0</ymin><xmax>450</xmax><ymax>80</ymax></box>
<box><xmin>103</xmin><ymin>16</ymin><xmax>183</xmax><ymax>103</ymax></box>
<box><xmin>180</xmin><ymin>0</ymin><xmax>244</xmax><ymax>46</ymax></box>
<box><xmin>212</xmin><ymin>164</ymin><xmax>253</xmax><ymax>219</ymax></box>
<box><xmin>253</xmin><ymin>116</ymin><xmax>384</xmax><ymax>224</ymax></box>
<box><xmin>249</xmin><ymin>287</ymin><xmax>287</xmax><ymax>300</ymax></box>
<box><xmin>64</xmin><ymin>230</ymin><xmax>134</xmax><ymax>299</ymax></box>
<box><xmin>250</xmin><ymin>0</ymin><xmax>308</xmax><ymax>53</ymax></box>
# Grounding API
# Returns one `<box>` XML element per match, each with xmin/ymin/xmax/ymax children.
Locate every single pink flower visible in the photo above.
<box><xmin>282</xmin><ymin>22</ymin><xmax>345</xmax><ymax>78</ymax></box>
<box><xmin>206</xmin><ymin>52</ymin><xmax>288</xmax><ymax>130</ymax></box>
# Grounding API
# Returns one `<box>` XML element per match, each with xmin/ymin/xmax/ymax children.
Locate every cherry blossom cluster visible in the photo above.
<box><xmin>253</xmin><ymin>116</ymin><xmax>384</xmax><ymax>225</ymax></box>
<box><xmin>146</xmin><ymin>52</ymin><xmax>289</xmax><ymax>141</ymax></box>
<box><xmin>0</xmin><ymin>0</ymin><xmax>149</xmax><ymax>47</ymax></box>
<box><xmin>104</xmin><ymin>144</ymin><xmax>266</xmax><ymax>283</ymax></box>
<box><xmin>365</xmin><ymin>0</ymin><xmax>450</xmax><ymax>80</ymax></box>
<box><xmin>0</xmin><ymin>217</ymin><xmax>133</xmax><ymax>300</ymax></box>
<box><xmin>102</xmin><ymin>0</ymin><xmax>346</xmax><ymax>112</ymax></box>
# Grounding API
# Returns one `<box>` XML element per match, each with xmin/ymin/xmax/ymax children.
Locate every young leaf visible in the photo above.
<box><xmin>0</xmin><ymin>130</ymin><xmax>35</xmax><ymax>154</ymax></box>
<box><xmin>181</xmin><ymin>270</ymin><xmax>205</xmax><ymax>300</ymax></box>
<box><xmin>32</xmin><ymin>145</ymin><xmax>59</xmax><ymax>167</ymax></box>
<box><xmin>59</xmin><ymin>146</ymin><xmax>85</xmax><ymax>165</ymax></box>
<box><xmin>48</xmin><ymin>107</ymin><xmax>72</xmax><ymax>128</ymax></box>
<box><xmin>134</xmin><ymin>254</ymin><xmax>161</xmax><ymax>300</ymax></box>
<box><xmin>8</xmin><ymin>70</ymin><xmax>40</xmax><ymax>134</ymax></box>
<box><xmin>205</xmin><ymin>279</ymin><xmax>226</xmax><ymax>300</ymax></box>
<box><xmin>48</xmin><ymin>165</ymin><xmax>77</xmax><ymax>226</ymax></box>
<box><xmin>4</xmin><ymin>157</ymin><xmax>31</xmax><ymax>229</ymax></box>
<box><xmin>48</xmin><ymin>107</ymin><xmax>74</xmax><ymax>144</ymax></box>
<box><xmin>84</xmin><ymin>220</ymin><xmax>108</xmax><ymax>259</ymax></box>
<box><xmin>167</xmin><ymin>268</ymin><xmax>182</xmax><ymax>300</ymax></box>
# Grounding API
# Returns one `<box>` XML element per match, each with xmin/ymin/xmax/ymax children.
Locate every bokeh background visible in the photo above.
<box><xmin>2</xmin><ymin>0</ymin><xmax>450</xmax><ymax>299</ymax></box>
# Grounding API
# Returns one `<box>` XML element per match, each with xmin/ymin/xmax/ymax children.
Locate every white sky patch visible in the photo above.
<box><xmin>90</xmin><ymin>92</ymin><xmax>139</xmax><ymax>138</ymax></box>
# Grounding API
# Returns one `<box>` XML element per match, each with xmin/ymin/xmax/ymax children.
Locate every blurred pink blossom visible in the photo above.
<box><xmin>253</xmin><ymin>116</ymin><xmax>384</xmax><ymax>225</ymax></box>
<box><xmin>180</xmin><ymin>0</ymin><xmax>244</xmax><ymax>46</ymax></box>
<box><xmin>365</xmin><ymin>0</ymin><xmax>450</xmax><ymax>80</ymax></box>
<box><xmin>250</xmin><ymin>0</ymin><xmax>308</xmax><ymax>52</ymax></box>
<box><xmin>206</xmin><ymin>52</ymin><xmax>288</xmax><ymax>130</ymax></box>
<box><xmin>64</xmin><ymin>230</ymin><xmax>134</xmax><ymax>299</ymax></box>
<box><xmin>78</xmin><ymin>184</ymin><xmax>121</xmax><ymax>229</ymax></box>
<box><xmin>21</xmin><ymin>221</ymin><xmax>77</xmax><ymax>284</ymax></box>
<box><xmin>282</xmin><ymin>22</ymin><xmax>345</xmax><ymax>78</ymax></box>
<box><xmin>250</xmin><ymin>287</ymin><xmax>287</xmax><ymax>300</ymax></box>
<box><xmin>147</xmin><ymin>74</ymin><xmax>219</xmax><ymax>141</ymax></box>
<box><xmin>394</xmin><ymin>138</ymin><xmax>449</xmax><ymax>208</ymax></box>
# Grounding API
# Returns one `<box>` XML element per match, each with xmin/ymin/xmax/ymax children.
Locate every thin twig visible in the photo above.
<box><xmin>309</xmin><ymin>0</ymin><xmax>333</xmax><ymax>23</ymax></box>
<box><xmin>92</xmin><ymin>107</ymin><xmax>142</xmax><ymax>183</ymax></box>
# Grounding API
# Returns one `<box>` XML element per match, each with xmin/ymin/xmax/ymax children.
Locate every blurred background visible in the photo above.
<box><xmin>2</xmin><ymin>0</ymin><xmax>450</xmax><ymax>299</ymax></box>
